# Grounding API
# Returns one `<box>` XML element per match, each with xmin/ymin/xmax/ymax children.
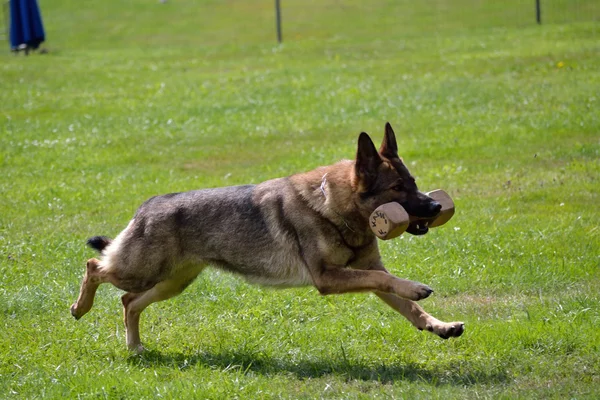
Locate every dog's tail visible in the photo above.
<box><xmin>87</xmin><ymin>236</ymin><xmax>112</xmax><ymax>253</ymax></box>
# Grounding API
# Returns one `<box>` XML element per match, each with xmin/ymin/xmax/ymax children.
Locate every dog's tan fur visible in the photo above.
<box><xmin>71</xmin><ymin>123</ymin><xmax>464</xmax><ymax>353</ymax></box>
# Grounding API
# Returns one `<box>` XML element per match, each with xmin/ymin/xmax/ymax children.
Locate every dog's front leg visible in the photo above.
<box><xmin>363</xmin><ymin>262</ymin><xmax>464</xmax><ymax>339</ymax></box>
<box><xmin>375</xmin><ymin>292</ymin><xmax>464</xmax><ymax>339</ymax></box>
<box><xmin>312</xmin><ymin>266</ymin><xmax>433</xmax><ymax>301</ymax></box>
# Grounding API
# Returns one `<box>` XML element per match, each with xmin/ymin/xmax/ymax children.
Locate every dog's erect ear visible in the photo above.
<box><xmin>356</xmin><ymin>132</ymin><xmax>382</xmax><ymax>185</ymax></box>
<box><xmin>379</xmin><ymin>122</ymin><xmax>398</xmax><ymax>158</ymax></box>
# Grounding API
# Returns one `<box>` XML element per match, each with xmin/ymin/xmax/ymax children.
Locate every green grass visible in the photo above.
<box><xmin>1</xmin><ymin>0</ymin><xmax>599</xmax><ymax>398</ymax></box>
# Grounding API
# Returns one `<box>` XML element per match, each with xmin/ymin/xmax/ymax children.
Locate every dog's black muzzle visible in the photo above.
<box><xmin>401</xmin><ymin>194</ymin><xmax>442</xmax><ymax>236</ymax></box>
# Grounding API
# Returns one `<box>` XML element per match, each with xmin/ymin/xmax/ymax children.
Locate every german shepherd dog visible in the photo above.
<box><xmin>71</xmin><ymin>123</ymin><xmax>464</xmax><ymax>353</ymax></box>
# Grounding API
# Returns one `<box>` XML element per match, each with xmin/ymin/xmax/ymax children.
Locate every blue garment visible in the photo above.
<box><xmin>9</xmin><ymin>0</ymin><xmax>45</xmax><ymax>50</ymax></box>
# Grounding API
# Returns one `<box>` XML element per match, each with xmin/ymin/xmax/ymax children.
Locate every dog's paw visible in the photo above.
<box><xmin>70</xmin><ymin>303</ymin><xmax>83</xmax><ymax>320</ymax></box>
<box><xmin>128</xmin><ymin>343</ymin><xmax>146</xmax><ymax>354</ymax></box>
<box><xmin>424</xmin><ymin>321</ymin><xmax>465</xmax><ymax>339</ymax></box>
<box><xmin>408</xmin><ymin>282</ymin><xmax>434</xmax><ymax>301</ymax></box>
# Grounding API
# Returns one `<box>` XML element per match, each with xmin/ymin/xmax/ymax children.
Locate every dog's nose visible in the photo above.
<box><xmin>429</xmin><ymin>201</ymin><xmax>442</xmax><ymax>215</ymax></box>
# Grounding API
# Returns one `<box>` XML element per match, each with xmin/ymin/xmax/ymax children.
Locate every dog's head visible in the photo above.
<box><xmin>354</xmin><ymin>123</ymin><xmax>441</xmax><ymax>236</ymax></box>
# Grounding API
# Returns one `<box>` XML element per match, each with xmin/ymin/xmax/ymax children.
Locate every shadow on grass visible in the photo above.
<box><xmin>128</xmin><ymin>349</ymin><xmax>508</xmax><ymax>386</ymax></box>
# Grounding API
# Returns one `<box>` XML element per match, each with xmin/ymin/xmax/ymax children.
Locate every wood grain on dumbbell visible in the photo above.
<box><xmin>369</xmin><ymin>202</ymin><xmax>409</xmax><ymax>240</ymax></box>
<box><xmin>420</xmin><ymin>189</ymin><xmax>455</xmax><ymax>227</ymax></box>
<box><xmin>369</xmin><ymin>189</ymin><xmax>455</xmax><ymax>240</ymax></box>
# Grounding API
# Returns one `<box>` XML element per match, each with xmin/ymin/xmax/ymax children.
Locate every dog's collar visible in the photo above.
<box><xmin>320</xmin><ymin>173</ymin><xmax>356</xmax><ymax>233</ymax></box>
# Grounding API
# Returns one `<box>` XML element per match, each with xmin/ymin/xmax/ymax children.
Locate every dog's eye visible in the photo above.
<box><xmin>392</xmin><ymin>184</ymin><xmax>404</xmax><ymax>192</ymax></box>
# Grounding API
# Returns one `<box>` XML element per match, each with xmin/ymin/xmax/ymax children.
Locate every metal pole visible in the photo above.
<box><xmin>536</xmin><ymin>0</ymin><xmax>541</xmax><ymax>24</ymax></box>
<box><xmin>275</xmin><ymin>0</ymin><xmax>282</xmax><ymax>43</ymax></box>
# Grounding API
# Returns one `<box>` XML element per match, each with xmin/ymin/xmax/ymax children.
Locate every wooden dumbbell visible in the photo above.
<box><xmin>369</xmin><ymin>189</ymin><xmax>455</xmax><ymax>240</ymax></box>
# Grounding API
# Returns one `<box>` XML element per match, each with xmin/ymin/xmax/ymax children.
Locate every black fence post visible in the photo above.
<box><xmin>536</xmin><ymin>0</ymin><xmax>541</xmax><ymax>24</ymax></box>
<box><xmin>275</xmin><ymin>0</ymin><xmax>282</xmax><ymax>43</ymax></box>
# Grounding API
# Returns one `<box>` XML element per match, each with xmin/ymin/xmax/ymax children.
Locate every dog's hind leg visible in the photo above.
<box><xmin>71</xmin><ymin>258</ymin><xmax>113</xmax><ymax>320</ymax></box>
<box><xmin>375</xmin><ymin>292</ymin><xmax>465</xmax><ymax>339</ymax></box>
<box><xmin>121</xmin><ymin>265</ymin><xmax>205</xmax><ymax>353</ymax></box>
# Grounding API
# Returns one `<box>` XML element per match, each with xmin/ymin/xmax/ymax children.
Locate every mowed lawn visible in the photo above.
<box><xmin>1</xmin><ymin>0</ymin><xmax>598</xmax><ymax>398</ymax></box>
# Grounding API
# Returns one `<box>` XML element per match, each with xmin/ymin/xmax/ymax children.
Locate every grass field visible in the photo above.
<box><xmin>1</xmin><ymin>0</ymin><xmax>599</xmax><ymax>398</ymax></box>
